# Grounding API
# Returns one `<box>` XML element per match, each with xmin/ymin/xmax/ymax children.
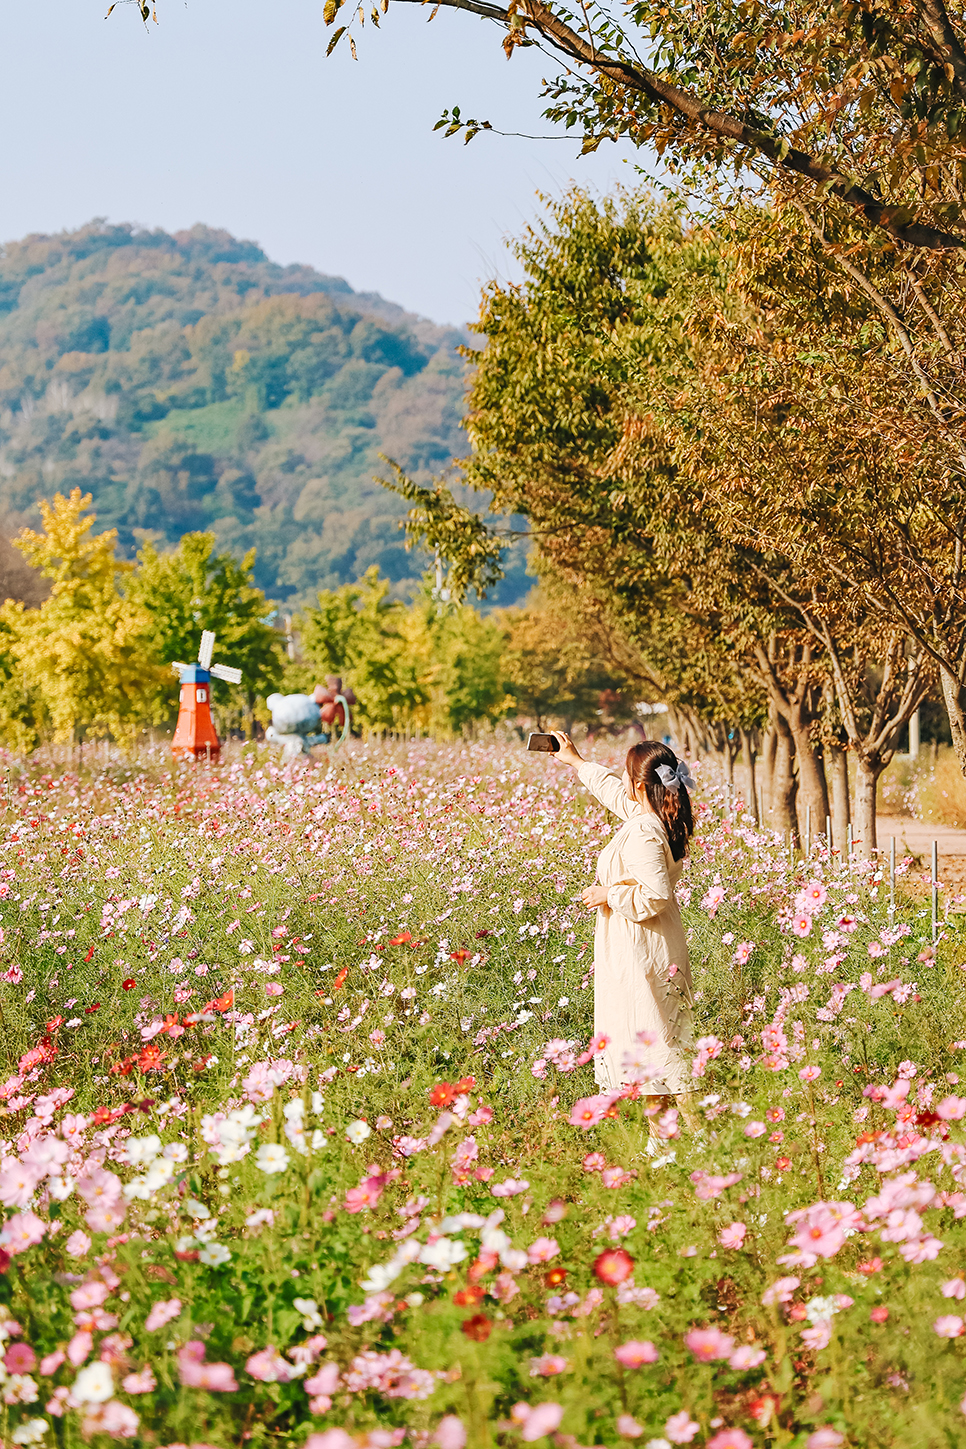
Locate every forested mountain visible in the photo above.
<box><xmin>0</xmin><ymin>220</ymin><xmax>508</xmax><ymax>603</ymax></box>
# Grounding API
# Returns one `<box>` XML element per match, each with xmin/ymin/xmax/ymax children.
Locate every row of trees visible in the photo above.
<box><xmin>385</xmin><ymin>189</ymin><xmax>966</xmax><ymax>853</ymax></box>
<box><xmin>0</xmin><ymin>490</ymin><xmax>642</xmax><ymax>750</ymax></box>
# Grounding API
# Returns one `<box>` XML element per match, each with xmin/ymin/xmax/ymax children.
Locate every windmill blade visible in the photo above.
<box><xmin>171</xmin><ymin>661</ymin><xmax>188</xmax><ymax>676</ymax></box>
<box><xmin>198</xmin><ymin>630</ymin><xmax>216</xmax><ymax>670</ymax></box>
<box><xmin>210</xmin><ymin>663</ymin><xmax>242</xmax><ymax>686</ymax></box>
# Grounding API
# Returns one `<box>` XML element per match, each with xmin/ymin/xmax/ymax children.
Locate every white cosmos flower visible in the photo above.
<box><xmin>293</xmin><ymin>1296</ymin><xmax>324</xmax><ymax>1329</ymax></box>
<box><xmin>184</xmin><ymin>1199</ymin><xmax>211</xmax><ymax>1219</ymax></box>
<box><xmin>418</xmin><ymin>1237</ymin><xmax>468</xmax><ymax>1271</ymax></box>
<box><xmin>122</xmin><ymin>1178</ymin><xmax>152</xmax><ymax>1202</ymax></box>
<box><xmin>162</xmin><ymin>1142</ymin><xmax>189</xmax><ymax>1162</ymax></box>
<box><xmin>310</xmin><ymin>1130</ymin><xmax>327</xmax><ymax>1151</ymax></box>
<box><xmin>11</xmin><ymin>1418</ymin><xmax>48</xmax><ymax>1445</ymax></box>
<box><xmin>72</xmin><ymin>1362</ymin><xmax>113</xmax><ymax>1404</ymax></box>
<box><xmin>124</xmin><ymin>1135</ymin><xmax>162</xmax><ymax>1166</ymax></box>
<box><xmin>255</xmin><ymin>1143</ymin><xmax>290</xmax><ymax>1174</ymax></box>
<box><xmin>143</xmin><ymin>1158</ymin><xmax>176</xmax><ymax>1191</ymax></box>
<box><xmin>198</xmin><ymin>1242</ymin><xmax>231</xmax><ymax>1266</ymax></box>
<box><xmin>47</xmin><ymin>1175</ymin><xmax>75</xmax><ymax>1201</ymax></box>
<box><xmin>345</xmin><ymin>1120</ymin><xmax>371</xmax><ymax>1145</ymax></box>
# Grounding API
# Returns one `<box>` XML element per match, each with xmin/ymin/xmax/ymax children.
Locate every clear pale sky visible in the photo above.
<box><xmin>0</xmin><ymin>1</ymin><xmax>640</xmax><ymax>326</ymax></box>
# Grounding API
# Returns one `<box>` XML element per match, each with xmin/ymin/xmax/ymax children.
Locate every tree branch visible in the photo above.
<box><xmin>392</xmin><ymin>0</ymin><xmax>966</xmax><ymax>250</ymax></box>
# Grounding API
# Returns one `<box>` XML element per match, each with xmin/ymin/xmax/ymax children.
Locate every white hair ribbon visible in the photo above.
<box><xmin>656</xmin><ymin>760</ymin><xmax>695</xmax><ymax>794</ymax></box>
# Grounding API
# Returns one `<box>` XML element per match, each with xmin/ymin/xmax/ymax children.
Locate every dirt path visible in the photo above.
<box><xmin>876</xmin><ymin>813</ymin><xmax>966</xmax><ymax>900</ymax></box>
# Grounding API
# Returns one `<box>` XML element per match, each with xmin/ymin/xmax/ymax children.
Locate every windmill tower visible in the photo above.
<box><xmin>170</xmin><ymin>630</ymin><xmax>243</xmax><ymax>762</ymax></box>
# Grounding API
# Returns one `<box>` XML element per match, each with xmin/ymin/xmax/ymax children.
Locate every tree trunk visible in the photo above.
<box><xmin>940</xmin><ymin>665</ymin><xmax>966</xmax><ymax>777</ymax></box>
<box><xmin>853</xmin><ymin>754</ymin><xmax>886</xmax><ymax>857</ymax></box>
<box><xmin>759</xmin><ymin>721</ymin><xmax>778</xmax><ymax>823</ymax></box>
<box><xmin>829</xmin><ymin>744</ymin><xmax>850</xmax><ymax>857</ymax></box>
<box><xmin>739</xmin><ymin>727</ymin><xmax>758</xmax><ymax>821</ymax></box>
<box><xmin>787</xmin><ymin>720</ymin><xmax>830</xmax><ymax>829</ymax></box>
<box><xmin>773</xmin><ymin>718</ymin><xmax>798</xmax><ymax>837</ymax></box>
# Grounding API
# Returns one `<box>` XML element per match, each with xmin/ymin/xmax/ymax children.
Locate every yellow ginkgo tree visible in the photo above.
<box><xmin>0</xmin><ymin>489</ymin><xmax>162</xmax><ymax>749</ymax></box>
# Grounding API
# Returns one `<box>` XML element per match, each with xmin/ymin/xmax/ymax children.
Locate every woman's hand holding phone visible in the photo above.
<box><xmin>550</xmin><ymin>731</ymin><xmax>584</xmax><ymax>768</ymax></box>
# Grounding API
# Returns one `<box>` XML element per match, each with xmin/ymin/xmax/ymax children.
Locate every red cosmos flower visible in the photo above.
<box><xmin>0</xmin><ymin>1248</ymin><xmax>10</xmax><ymax>1275</ymax></box>
<box><xmin>468</xmin><ymin>1252</ymin><xmax>498</xmax><ymax>1282</ymax></box>
<box><xmin>122</xmin><ymin>979</ymin><xmax>136</xmax><ymax>990</ymax></box>
<box><xmin>137</xmin><ymin>1044</ymin><xmax>166</xmax><ymax>1072</ymax></box>
<box><xmin>593</xmin><ymin>1248</ymin><xmax>635</xmax><ymax>1286</ymax></box>
<box><xmin>461</xmin><ymin>1314</ymin><xmax>492</xmax><ymax>1342</ymax></box>
<box><xmin>429</xmin><ymin>1082</ymin><xmax>455</xmax><ymax>1108</ymax></box>
<box><xmin>775</xmin><ymin>1157</ymin><xmax>791</xmax><ymax>1172</ymax></box>
<box><xmin>389</xmin><ymin>931</ymin><xmax>412</xmax><ymax>946</ymax></box>
<box><xmin>545</xmin><ymin>1267</ymin><xmax>567</xmax><ymax>1288</ymax></box>
<box><xmin>46</xmin><ymin>1016</ymin><xmax>63</xmax><ymax>1032</ymax></box>
<box><xmin>455</xmin><ymin>1076</ymin><xmax>476</xmax><ymax>1094</ymax></box>
<box><xmin>454</xmin><ymin>1286</ymin><xmax>486</xmax><ymax>1307</ymax></box>
<box><xmin>332</xmin><ymin>968</ymin><xmax>349</xmax><ymax>991</ymax></box>
<box><xmin>84</xmin><ymin>946</ymin><xmax>95</xmax><ymax>962</ymax></box>
<box><xmin>85</xmin><ymin>1002</ymin><xmax>101</xmax><ymax>1015</ymax></box>
<box><xmin>857</xmin><ymin>1257</ymin><xmax>884</xmax><ymax>1275</ymax></box>
<box><xmin>450</xmin><ymin>948</ymin><xmax>472</xmax><ymax>965</ymax></box>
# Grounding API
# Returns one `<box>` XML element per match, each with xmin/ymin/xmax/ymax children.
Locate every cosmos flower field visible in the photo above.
<box><xmin>0</xmin><ymin>737</ymin><xmax>965</xmax><ymax>1449</ymax></box>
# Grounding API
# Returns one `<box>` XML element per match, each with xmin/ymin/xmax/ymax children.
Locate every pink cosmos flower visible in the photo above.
<box><xmin>67</xmin><ymin>1330</ymin><xmax>93</xmax><ymax>1366</ymax></box>
<box><xmin>529</xmin><ymin>1354</ymin><xmax>568</xmax><ymax>1377</ymax></box>
<box><xmin>246</xmin><ymin>1346</ymin><xmax>300</xmax><ymax>1382</ymax></box>
<box><xmin>718</xmin><ymin>1222</ymin><xmax>747</xmax><ymax>1250</ymax></box>
<box><xmin>728</xmin><ymin>1346</ymin><xmax>766</xmax><ymax>1370</ymax></box>
<box><xmin>583</xmin><ymin>1152</ymin><xmax>606</xmax><ymax>1172</ymax></box>
<box><xmin>434</xmin><ymin>1417</ymin><xmax>467</xmax><ymax>1449</ymax></box>
<box><xmin>799</xmin><ymin>1065</ymin><xmax>821</xmax><ymax>1082</ymax></box>
<box><xmin>70</xmin><ymin>1282</ymin><xmax>110</xmax><ymax>1311</ymax></box>
<box><xmin>937</xmin><ymin>1097</ymin><xmax>966</xmax><ymax>1120</ymax></box>
<box><xmin>942</xmin><ymin>1278</ymin><xmax>966</xmax><ymax>1300</ymax></box>
<box><xmin>664</xmin><ymin>1411</ymin><xmax>700</xmax><ymax>1444</ymax></box>
<box><xmin>744</xmin><ymin>1121</ymin><xmax>766</xmax><ymax>1138</ymax></box>
<box><xmin>527</xmin><ymin>1237</ymin><xmax>559</xmax><ymax>1265</ymax></box>
<box><xmin>791</xmin><ymin>914</ymin><xmax>812</xmax><ymax>938</ymax></box>
<box><xmin>0</xmin><ymin>1161</ymin><xmax>44</xmax><ymax>1209</ymax></box>
<box><xmin>82</xmin><ymin>1401</ymin><xmax>140</xmax><ymax>1439</ymax></box>
<box><xmin>800</xmin><ymin>1322</ymin><xmax>832</xmax><ymax>1351</ymax></box>
<box><xmin>177</xmin><ymin>1341</ymin><xmax>239</xmax><ymax>1392</ymax></box>
<box><xmin>870</xmin><ymin>1307</ymin><xmax>888</xmax><ymax>1324</ymax></box>
<box><xmin>305</xmin><ymin>1363</ymin><xmax>341</xmax><ymax>1397</ymax></box>
<box><xmin>519</xmin><ymin>1403</ymin><xmax>564</xmax><ymax>1441</ymax></box>
<box><xmin>122</xmin><ymin>1368</ymin><xmax>158</xmax><ymax>1393</ymax></box>
<box><xmin>806</xmin><ymin>1433</ymin><xmax>844</xmax><ymax>1449</ymax></box>
<box><xmin>568</xmin><ymin>1095</ymin><xmax>612</xmax><ymax>1129</ymax></box>
<box><xmin>616</xmin><ymin>1415</ymin><xmax>643</xmax><ymax>1438</ymax></box>
<box><xmin>85</xmin><ymin>1200</ymin><xmax>127</xmax><ymax>1233</ymax></box>
<box><xmin>786</xmin><ymin>1202</ymin><xmax>859</xmax><ymax>1262</ymax></box>
<box><xmin>801</xmin><ymin>882</ymin><xmax>828</xmax><ymax>911</ymax></box>
<box><xmin>4</xmin><ymin>1342</ymin><xmax>36</xmax><ymax>1374</ymax></box>
<box><xmin>934</xmin><ymin>1315</ymin><xmax>965</xmax><ymax>1338</ymax></box>
<box><xmin>707</xmin><ymin>1432</ymin><xmax>753</xmax><ymax>1449</ymax></box>
<box><xmin>265</xmin><ymin>982</ymin><xmax>283</xmax><ymax>997</ymax></box>
<box><xmin>733</xmin><ymin>941</ymin><xmax>755</xmax><ymax>965</ymax></box>
<box><xmin>65</xmin><ymin>1230</ymin><xmax>91</xmax><ymax>1257</ymax></box>
<box><xmin>145</xmin><ymin>1298</ymin><xmax>182</xmax><ymax>1333</ymax></box>
<box><xmin>75</xmin><ymin>1167</ymin><xmax>122</xmax><ymax>1207</ymax></box>
<box><xmin>39</xmin><ymin>1349</ymin><xmax>66</xmax><ymax>1376</ymax></box>
<box><xmin>306</xmin><ymin>1435</ymin><xmax>355</xmax><ymax>1449</ymax></box>
<box><xmin>0</xmin><ymin>1209</ymin><xmax>46</xmax><ymax>1254</ymax></box>
<box><xmin>613</xmin><ymin>1340</ymin><xmax>659</xmax><ymax>1368</ymax></box>
<box><xmin>762</xmin><ymin>1276</ymin><xmax>800</xmax><ymax>1306</ymax></box>
<box><xmin>684</xmin><ymin>1326</ymin><xmax>735</xmax><ymax>1362</ymax></box>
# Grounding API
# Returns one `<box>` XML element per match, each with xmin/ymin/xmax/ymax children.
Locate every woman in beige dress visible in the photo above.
<box><xmin>550</xmin><ymin>734</ymin><xmax>696</xmax><ymax>1110</ymax></box>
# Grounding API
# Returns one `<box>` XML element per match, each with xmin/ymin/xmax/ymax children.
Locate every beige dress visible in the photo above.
<box><xmin>577</xmin><ymin>761</ymin><xmax>694</xmax><ymax>1096</ymax></box>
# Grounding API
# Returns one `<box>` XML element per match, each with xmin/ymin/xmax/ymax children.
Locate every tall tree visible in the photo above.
<box><xmin>0</xmin><ymin>490</ymin><xmax>158</xmax><ymax>747</ymax></box>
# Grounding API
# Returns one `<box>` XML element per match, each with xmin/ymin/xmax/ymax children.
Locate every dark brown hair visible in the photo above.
<box><xmin>625</xmin><ymin>740</ymin><xmax>694</xmax><ymax>862</ymax></box>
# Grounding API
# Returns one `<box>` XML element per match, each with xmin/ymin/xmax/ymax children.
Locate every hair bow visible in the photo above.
<box><xmin>656</xmin><ymin>760</ymin><xmax>696</xmax><ymax>794</ymax></box>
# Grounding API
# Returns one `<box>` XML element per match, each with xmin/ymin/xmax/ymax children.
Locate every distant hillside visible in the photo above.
<box><xmin>0</xmin><ymin>221</ymin><xmax>522</xmax><ymax>604</ymax></box>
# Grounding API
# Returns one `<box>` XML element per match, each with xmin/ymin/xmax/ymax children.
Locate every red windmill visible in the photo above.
<box><xmin>170</xmin><ymin>630</ymin><xmax>242</xmax><ymax>762</ymax></box>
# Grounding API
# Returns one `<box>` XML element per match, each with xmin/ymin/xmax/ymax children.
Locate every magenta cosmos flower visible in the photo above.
<box><xmin>593</xmin><ymin>1248</ymin><xmax>634</xmax><ymax>1286</ymax></box>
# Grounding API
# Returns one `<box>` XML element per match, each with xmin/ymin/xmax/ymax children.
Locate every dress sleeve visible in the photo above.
<box><xmin>576</xmin><ymin>761</ymin><xmax>635</xmax><ymax>821</ymax></box>
<box><xmin>605</xmin><ymin>824</ymin><xmax>673</xmax><ymax>922</ymax></box>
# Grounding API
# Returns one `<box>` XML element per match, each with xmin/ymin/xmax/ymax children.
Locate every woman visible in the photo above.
<box><xmin>550</xmin><ymin>732</ymin><xmax>696</xmax><ymax>1118</ymax></box>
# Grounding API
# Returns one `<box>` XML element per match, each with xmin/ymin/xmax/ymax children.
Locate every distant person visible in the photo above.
<box><xmin>548</xmin><ymin>733</ymin><xmax>697</xmax><ymax>1132</ymax></box>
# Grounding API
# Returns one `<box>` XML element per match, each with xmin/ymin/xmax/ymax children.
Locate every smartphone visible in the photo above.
<box><xmin>527</xmin><ymin>732</ymin><xmax>560</xmax><ymax>752</ymax></box>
